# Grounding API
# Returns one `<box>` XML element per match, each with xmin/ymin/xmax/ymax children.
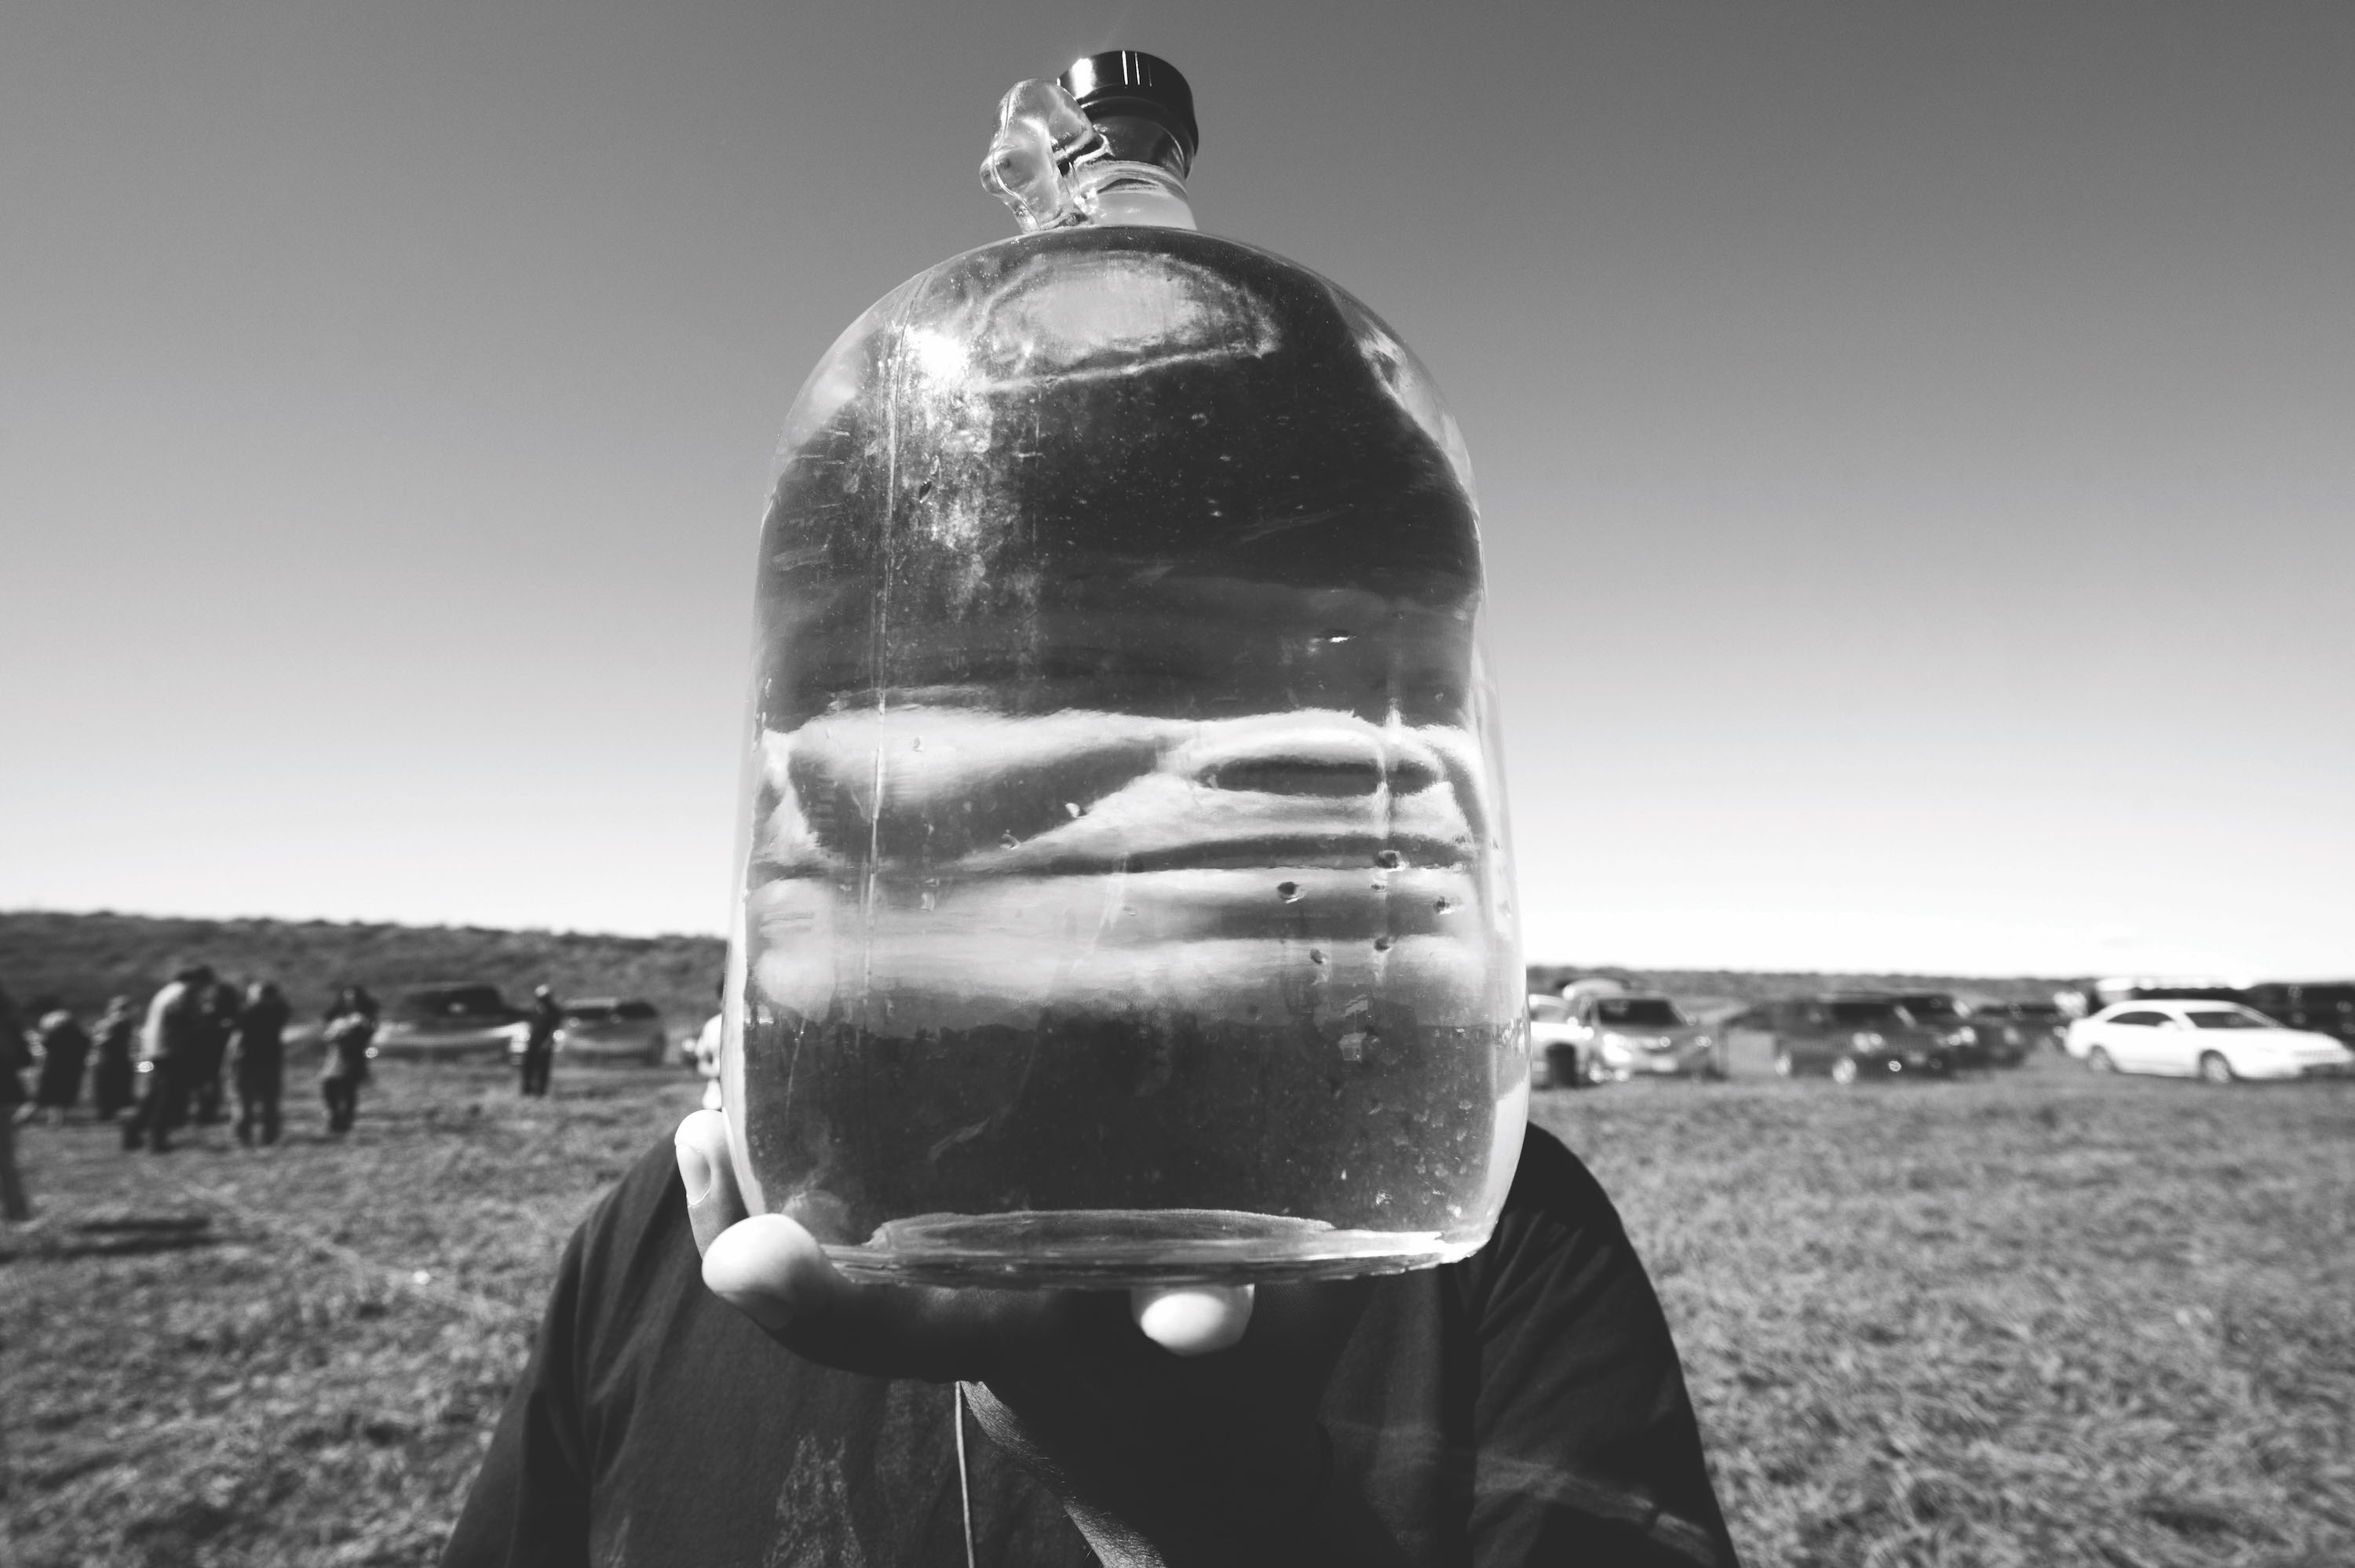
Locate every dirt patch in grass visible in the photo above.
<box><xmin>5</xmin><ymin>1056</ymin><xmax>2350</xmax><ymax>1565</ymax></box>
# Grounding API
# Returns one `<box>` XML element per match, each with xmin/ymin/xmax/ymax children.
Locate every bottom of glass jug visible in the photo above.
<box><xmin>824</xmin><ymin>1208</ymin><xmax>1484</xmax><ymax>1289</ymax></box>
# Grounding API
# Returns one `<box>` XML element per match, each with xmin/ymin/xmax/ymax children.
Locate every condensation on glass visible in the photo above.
<box><xmin>722</xmin><ymin>60</ymin><xmax>1526</xmax><ymax>1286</ymax></box>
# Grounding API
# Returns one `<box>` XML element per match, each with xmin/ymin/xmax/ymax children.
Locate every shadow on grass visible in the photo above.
<box><xmin>0</xmin><ymin>1213</ymin><xmax>221</xmax><ymax>1264</ymax></box>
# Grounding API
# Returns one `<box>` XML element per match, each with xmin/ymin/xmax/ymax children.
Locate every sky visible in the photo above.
<box><xmin>3</xmin><ymin>0</ymin><xmax>2351</xmax><ymax>979</ymax></box>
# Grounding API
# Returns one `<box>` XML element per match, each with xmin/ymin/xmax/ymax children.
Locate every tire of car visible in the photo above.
<box><xmin>2087</xmin><ymin>1046</ymin><xmax>2115</xmax><ymax>1073</ymax></box>
<box><xmin>2198</xmin><ymin>1050</ymin><xmax>2236</xmax><ymax>1085</ymax></box>
<box><xmin>1830</xmin><ymin>1056</ymin><xmax>1860</xmax><ymax>1086</ymax></box>
<box><xmin>1773</xmin><ymin>1048</ymin><xmax>1794</xmax><ymax>1079</ymax></box>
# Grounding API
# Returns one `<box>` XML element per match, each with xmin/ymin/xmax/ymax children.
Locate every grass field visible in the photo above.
<box><xmin>4</xmin><ymin>1056</ymin><xmax>2350</xmax><ymax>1566</ymax></box>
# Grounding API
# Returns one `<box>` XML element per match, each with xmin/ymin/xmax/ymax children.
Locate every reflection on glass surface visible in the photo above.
<box><xmin>726</xmin><ymin>223</ymin><xmax>1523</xmax><ymax>1286</ymax></box>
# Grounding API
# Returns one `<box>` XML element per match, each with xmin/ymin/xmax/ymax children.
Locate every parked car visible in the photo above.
<box><xmin>2065</xmin><ymin>1001</ymin><xmax>2355</xmax><ymax>1082</ymax></box>
<box><xmin>1967</xmin><ymin>999</ymin><xmax>2068</xmax><ymax>1056</ymax></box>
<box><xmin>1578</xmin><ymin>993</ymin><xmax>1724</xmax><ymax>1081</ymax></box>
<box><xmin>552</xmin><ymin>997</ymin><xmax>668</xmax><ymax>1065</ymax></box>
<box><xmin>1528</xmin><ymin>994</ymin><xmax>1604</xmax><ymax>1088</ymax></box>
<box><xmin>1887</xmin><ymin>991</ymin><xmax>2014</xmax><ymax>1069</ymax></box>
<box><xmin>1744</xmin><ymin>995</ymin><xmax>1957</xmax><ymax>1085</ymax></box>
<box><xmin>372</xmin><ymin>983</ymin><xmax>522</xmax><ymax>1060</ymax></box>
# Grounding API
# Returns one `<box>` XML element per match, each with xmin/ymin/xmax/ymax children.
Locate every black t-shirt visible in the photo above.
<box><xmin>442</xmin><ymin>1125</ymin><xmax>1738</xmax><ymax>1566</ymax></box>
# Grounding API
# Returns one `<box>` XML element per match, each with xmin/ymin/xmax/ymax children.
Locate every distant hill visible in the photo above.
<box><xmin>0</xmin><ymin>910</ymin><xmax>725</xmax><ymax>1033</ymax></box>
<box><xmin>0</xmin><ymin>909</ymin><xmax>2081</xmax><ymax>1032</ymax></box>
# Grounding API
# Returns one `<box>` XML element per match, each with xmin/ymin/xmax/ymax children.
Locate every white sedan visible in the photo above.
<box><xmin>2065</xmin><ymin>1001</ymin><xmax>2355</xmax><ymax>1083</ymax></box>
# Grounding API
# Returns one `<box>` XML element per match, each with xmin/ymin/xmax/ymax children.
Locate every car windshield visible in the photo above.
<box><xmin>615</xmin><ymin>1001</ymin><xmax>659</xmax><ymax>1019</ymax></box>
<box><xmin>1828</xmin><ymin>1001</ymin><xmax>1907</xmax><ymax>1026</ymax></box>
<box><xmin>564</xmin><ymin>1005</ymin><xmax>616</xmax><ymax>1023</ymax></box>
<box><xmin>1597</xmin><ymin>998</ymin><xmax>1685</xmax><ymax>1026</ymax></box>
<box><xmin>1528</xmin><ymin>997</ymin><xmax>1568</xmax><ymax>1023</ymax></box>
<box><xmin>1897</xmin><ymin>996</ymin><xmax>1961</xmax><ymax>1021</ymax></box>
<box><xmin>2186</xmin><ymin>1008</ymin><xmax>2279</xmax><ymax>1030</ymax></box>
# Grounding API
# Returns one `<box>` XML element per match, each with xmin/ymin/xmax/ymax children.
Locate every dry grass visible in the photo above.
<box><xmin>1</xmin><ymin>1063</ymin><xmax>703</xmax><ymax>1567</ymax></box>
<box><xmin>5</xmin><ymin>1056</ymin><xmax>2350</xmax><ymax>1566</ymax></box>
<box><xmin>1537</xmin><ymin>1059</ymin><xmax>2355</xmax><ymax>1567</ymax></box>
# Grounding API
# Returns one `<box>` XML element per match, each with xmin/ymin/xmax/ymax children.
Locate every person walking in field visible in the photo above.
<box><xmin>518</xmin><ymin>986</ymin><xmax>560</xmax><ymax>1099</ymax></box>
<box><xmin>29</xmin><ymin>1006</ymin><xmax>93</xmax><ymax>1127</ymax></box>
<box><xmin>230</xmin><ymin>980</ymin><xmax>290</xmax><ymax>1147</ymax></box>
<box><xmin>126</xmin><ymin>965</ymin><xmax>213</xmax><ymax>1154</ymax></box>
<box><xmin>0</xmin><ymin>984</ymin><xmax>33</xmax><ymax>1221</ymax></box>
<box><xmin>90</xmin><ymin>996</ymin><xmax>139</xmax><ymax>1121</ymax></box>
<box><xmin>319</xmin><ymin>995</ymin><xmax>375</xmax><ymax>1136</ymax></box>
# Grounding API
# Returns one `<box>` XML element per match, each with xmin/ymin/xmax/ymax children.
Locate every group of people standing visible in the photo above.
<box><xmin>116</xmin><ymin>966</ymin><xmax>298</xmax><ymax>1151</ymax></box>
<box><xmin>3</xmin><ymin>970</ymin><xmax>587</xmax><ymax>1226</ymax></box>
<box><xmin>0</xmin><ymin>970</ymin><xmax>396</xmax><ymax>1223</ymax></box>
<box><xmin>0</xmin><ymin>968</ymin><xmax>379</xmax><ymax>1156</ymax></box>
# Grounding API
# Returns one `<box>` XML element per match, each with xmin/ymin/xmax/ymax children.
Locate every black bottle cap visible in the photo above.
<box><xmin>1060</xmin><ymin>51</ymin><xmax>1199</xmax><ymax>164</ymax></box>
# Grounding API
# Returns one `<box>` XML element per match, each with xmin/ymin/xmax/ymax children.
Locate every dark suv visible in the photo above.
<box><xmin>1887</xmin><ymin>991</ymin><xmax>2015</xmax><ymax>1069</ymax></box>
<box><xmin>1966</xmin><ymin>999</ymin><xmax>2067</xmax><ymax>1058</ymax></box>
<box><xmin>1732</xmin><ymin>995</ymin><xmax>1957</xmax><ymax>1084</ymax></box>
<box><xmin>2241</xmin><ymin>983</ymin><xmax>2355</xmax><ymax>1048</ymax></box>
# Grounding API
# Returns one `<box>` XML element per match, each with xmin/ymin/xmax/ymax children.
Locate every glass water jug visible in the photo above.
<box><xmin>723</xmin><ymin>52</ymin><xmax>1526</xmax><ymax>1286</ymax></box>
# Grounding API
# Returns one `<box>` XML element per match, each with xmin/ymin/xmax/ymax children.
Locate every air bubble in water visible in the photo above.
<box><xmin>1433</xmin><ymin>896</ymin><xmax>1458</xmax><ymax>914</ymax></box>
<box><xmin>1373</xmin><ymin>935</ymin><xmax>1394</xmax><ymax>951</ymax></box>
<box><xmin>1309</xmin><ymin>949</ymin><xmax>1327</xmax><ymax>965</ymax></box>
<box><xmin>999</xmin><ymin>830</ymin><xmax>1018</xmax><ymax>849</ymax></box>
<box><xmin>1276</xmin><ymin>881</ymin><xmax>1302</xmax><ymax>903</ymax></box>
<box><xmin>1374</xmin><ymin>848</ymin><xmax>1403</xmax><ymax>870</ymax></box>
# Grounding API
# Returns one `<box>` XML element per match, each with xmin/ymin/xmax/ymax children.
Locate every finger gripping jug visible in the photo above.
<box><xmin>724</xmin><ymin>52</ymin><xmax>1526</xmax><ymax>1286</ymax></box>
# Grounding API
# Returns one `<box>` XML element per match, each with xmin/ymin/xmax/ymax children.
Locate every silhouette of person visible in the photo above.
<box><xmin>520</xmin><ymin>986</ymin><xmax>560</xmax><ymax>1099</ymax></box>
<box><xmin>319</xmin><ymin>990</ymin><xmax>375</xmax><ymax>1136</ymax></box>
<box><xmin>0</xmin><ymin>983</ymin><xmax>31</xmax><ymax>1220</ymax></box>
<box><xmin>126</xmin><ymin>965</ymin><xmax>212</xmax><ymax>1154</ymax></box>
<box><xmin>230</xmin><ymin>981</ymin><xmax>291</xmax><ymax>1147</ymax></box>
<box><xmin>31</xmin><ymin>1005</ymin><xmax>92</xmax><ymax>1127</ymax></box>
<box><xmin>188</xmin><ymin>977</ymin><xmax>242</xmax><ymax>1125</ymax></box>
<box><xmin>90</xmin><ymin>996</ymin><xmax>138</xmax><ymax>1120</ymax></box>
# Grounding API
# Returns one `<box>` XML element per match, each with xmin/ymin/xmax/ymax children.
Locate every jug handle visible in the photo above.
<box><xmin>980</xmin><ymin>78</ymin><xmax>1111</xmax><ymax>233</ymax></box>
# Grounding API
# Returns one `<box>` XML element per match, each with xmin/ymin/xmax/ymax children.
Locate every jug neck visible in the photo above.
<box><xmin>1060</xmin><ymin>51</ymin><xmax>1197</xmax><ymax>230</ymax></box>
<box><xmin>1071</xmin><ymin>159</ymin><xmax>1196</xmax><ymax>231</ymax></box>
